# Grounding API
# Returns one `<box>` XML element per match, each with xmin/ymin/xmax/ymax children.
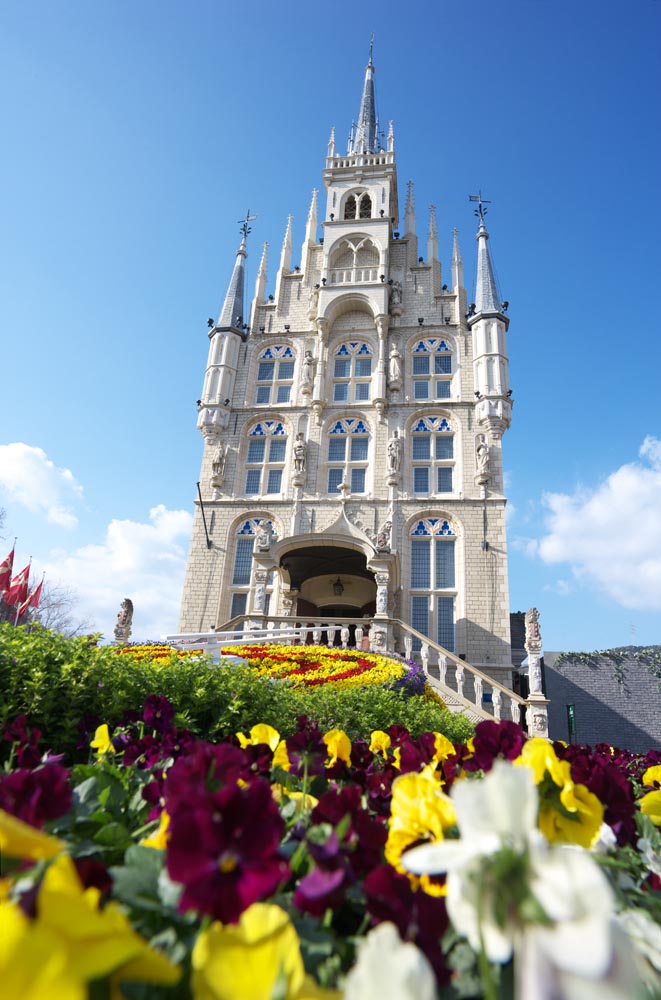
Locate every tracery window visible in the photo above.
<box><xmin>326</xmin><ymin>418</ymin><xmax>370</xmax><ymax>495</ymax></box>
<box><xmin>411</xmin><ymin>339</ymin><xmax>453</xmax><ymax>401</ymax></box>
<box><xmin>245</xmin><ymin>421</ymin><xmax>287</xmax><ymax>496</ymax></box>
<box><xmin>229</xmin><ymin>518</ymin><xmax>276</xmax><ymax>620</ymax></box>
<box><xmin>358</xmin><ymin>193</ymin><xmax>372</xmax><ymax>218</ymax></box>
<box><xmin>333</xmin><ymin>342</ymin><xmax>372</xmax><ymax>402</ymax></box>
<box><xmin>329</xmin><ymin>238</ymin><xmax>379</xmax><ymax>284</ymax></box>
<box><xmin>344</xmin><ymin>195</ymin><xmax>357</xmax><ymax>220</ymax></box>
<box><xmin>255</xmin><ymin>345</ymin><xmax>295</xmax><ymax>405</ymax></box>
<box><xmin>409</xmin><ymin>518</ymin><xmax>456</xmax><ymax>652</ymax></box>
<box><xmin>411</xmin><ymin>417</ymin><xmax>454</xmax><ymax>495</ymax></box>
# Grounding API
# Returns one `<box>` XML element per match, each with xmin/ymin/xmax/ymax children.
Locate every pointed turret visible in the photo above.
<box><xmin>275</xmin><ymin>214</ymin><xmax>293</xmax><ymax>305</ymax></box>
<box><xmin>350</xmin><ymin>40</ymin><xmax>378</xmax><ymax>154</ymax></box>
<box><xmin>473</xmin><ymin>204</ymin><xmax>501</xmax><ymax>315</ymax></box>
<box><xmin>253</xmin><ymin>242</ymin><xmax>268</xmax><ymax>305</ymax></box>
<box><xmin>427</xmin><ymin>204</ymin><xmax>439</xmax><ymax>263</ymax></box>
<box><xmin>404</xmin><ymin>180</ymin><xmax>416</xmax><ymax>236</ymax></box>
<box><xmin>217</xmin><ymin>232</ymin><xmax>248</xmax><ymax>331</ymax></box>
<box><xmin>451</xmin><ymin>228</ymin><xmax>464</xmax><ymax>290</ymax></box>
<box><xmin>387</xmin><ymin>120</ymin><xmax>395</xmax><ymax>153</ymax></box>
<box><xmin>327</xmin><ymin>127</ymin><xmax>336</xmax><ymax>158</ymax></box>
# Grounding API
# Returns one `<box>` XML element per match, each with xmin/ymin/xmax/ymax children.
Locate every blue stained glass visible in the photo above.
<box><xmin>414</xmin><ymin>467</ymin><xmax>429</xmax><ymax>493</ymax></box>
<box><xmin>230</xmin><ymin>592</ymin><xmax>248</xmax><ymax>619</ymax></box>
<box><xmin>247</xmin><ymin>439</ymin><xmax>265</xmax><ymax>463</ymax></box>
<box><xmin>412</xmin><ymin>436</ymin><xmax>430</xmax><ymax>460</ymax></box>
<box><xmin>334</xmin><ymin>359</ymin><xmax>350</xmax><ymax>378</ymax></box>
<box><xmin>281</xmin><ymin>347</ymin><xmax>294</xmax><ymax>358</ymax></box>
<box><xmin>256</xmin><ymin>386</ymin><xmax>270</xmax><ymax>404</ymax></box>
<box><xmin>272</xmin><ymin>423</ymin><xmax>285</xmax><ymax>435</ymax></box>
<box><xmin>411</xmin><ymin>596</ymin><xmax>429</xmax><ymax>650</ymax></box>
<box><xmin>413</xmin><ymin>356</ymin><xmax>430</xmax><ymax>375</ymax></box>
<box><xmin>435</xmin><ymin>540</ymin><xmax>455</xmax><ymax>587</ymax></box>
<box><xmin>357</xmin><ymin>342</ymin><xmax>371</xmax><ymax>355</ymax></box>
<box><xmin>337</xmin><ymin>344</ymin><xmax>350</xmax><ymax>355</ymax></box>
<box><xmin>328</xmin><ymin>468</ymin><xmax>344</xmax><ymax>493</ymax></box>
<box><xmin>413</xmin><ymin>341</ymin><xmax>429</xmax><ymax>353</ymax></box>
<box><xmin>355</xmin><ymin>382</ymin><xmax>370</xmax><ymax>400</ymax></box>
<box><xmin>414</xmin><ymin>381</ymin><xmax>430</xmax><ymax>400</ymax></box>
<box><xmin>328</xmin><ymin>438</ymin><xmax>346</xmax><ymax>462</ymax></box>
<box><xmin>353</xmin><ymin>421</ymin><xmax>368</xmax><ymax>434</ymax></box>
<box><xmin>411</xmin><ymin>520</ymin><xmax>431</xmax><ymax>535</ymax></box>
<box><xmin>351</xmin><ymin>467</ymin><xmax>365</xmax><ymax>493</ymax></box>
<box><xmin>266</xmin><ymin>469</ymin><xmax>282</xmax><ymax>494</ymax></box>
<box><xmin>278</xmin><ymin>361</ymin><xmax>294</xmax><ymax>379</ymax></box>
<box><xmin>435</xmin><ymin>354</ymin><xmax>452</xmax><ymax>374</ymax></box>
<box><xmin>245</xmin><ymin>470</ymin><xmax>261</xmax><ymax>494</ymax></box>
<box><xmin>437</xmin><ymin>520</ymin><xmax>454</xmax><ymax>536</ymax></box>
<box><xmin>261</xmin><ymin>348</ymin><xmax>274</xmax><ymax>359</ymax></box>
<box><xmin>257</xmin><ymin>362</ymin><xmax>275</xmax><ymax>381</ymax></box>
<box><xmin>436</xmin><ymin>437</ymin><xmax>454</xmax><ymax>459</ymax></box>
<box><xmin>250</xmin><ymin>424</ymin><xmax>266</xmax><ymax>436</ymax></box>
<box><xmin>437</xmin><ymin>340</ymin><xmax>450</xmax><ymax>352</ymax></box>
<box><xmin>350</xmin><ymin>436</ymin><xmax>368</xmax><ymax>461</ymax></box>
<box><xmin>349</xmin><ymin>342</ymin><xmax>358</xmax><ymax>350</ymax></box>
<box><xmin>411</xmin><ymin>539</ymin><xmax>430</xmax><ymax>587</ymax></box>
<box><xmin>237</xmin><ymin>521</ymin><xmax>254</xmax><ymax>535</ymax></box>
<box><xmin>435</xmin><ymin>381</ymin><xmax>451</xmax><ymax>399</ymax></box>
<box><xmin>269</xmin><ymin>439</ymin><xmax>286</xmax><ymax>462</ymax></box>
<box><xmin>232</xmin><ymin>538</ymin><xmax>254</xmax><ymax>584</ymax></box>
<box><xmin>276</xmin><ymin>385</ymin><xmax>291</xmax><ymax>403</ymax></box>
<box><xmin>330</xmin><ymin>422</ymin><xmax>346</xmax><ymax>434</ymax></box>
<box><xmin>437</xmin><ymin>468</ymin><xmax>453</xmax><ymax>492</ymax></box>
<box><xmin>438</xmin><ymin>419</ymin><xmax>451</xmax><ymax>432</ymax></box>
<box><xmin>413</xmin><ymin>419</ymin><xmax>428</xmax><ymax>433</ymax></box>
<box><xmin>437</xmin><ymin>597</ymin><xmax>455</xmax><ymax>652</ymax></box>
<box><xmin>334</xmin><ymin>383</ymin><xmax>349</xmax><ymax>402</ymax></box>
<box><xmin>355</xmin><ymin>357</ymin><xmax>372</xmax><ymax>377</ymax></box>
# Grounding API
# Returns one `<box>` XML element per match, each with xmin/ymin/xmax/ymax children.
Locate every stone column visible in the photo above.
<box><xmin>524</xmin><ymin>607</ymin><xmax>549</xmax><ymax>738</ymax></box>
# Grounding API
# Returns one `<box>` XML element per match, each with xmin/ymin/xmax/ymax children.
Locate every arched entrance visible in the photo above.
<box><xmin>280</xmin><ymin>544</ymin><xmax>376</xmax><ymax>618</ymax></box>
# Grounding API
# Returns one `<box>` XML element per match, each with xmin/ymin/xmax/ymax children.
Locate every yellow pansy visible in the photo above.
<box><xmin>642</xmin><ymin>765</ymin><xmax>661</xmax><ymax>789</ymax></box>
<box><xmin>272</xmin><ymin>740</ymin><xmax>291</xmax><ymax>772</ymax></box>
<box><xmin>0</xmin><ymin>808</ymin><xmax>65</xmax><ymax>861</ymax></box>
<box><xmin>386</xmin><ymin>771</ymin><xmax>456</xmax><ymax>895</ymax></box>
<box><xmin>141</xmin><ymin>810</ymin><xmax>170</xmax><ymax>850</ymax></box>
<box><xmin>323</xmin><ymin>729</ymin><xmax>352</xmax><ymax>767</ymax></box>
<box><xmin>236</xmin><ymin>723</ymin><xmax>281</xmax><ymax>752</ymax></box>
<box><xmin>271</xmin><ymin>784</ymin><xmax>319</xmax><ymax>811</ymax></box>
<box><xmin>0</xmin><ymin>902</ymin><xmax>82</xmax><ymax>1000</ymax></box>
<box><xmin>640</xmin><ymin>790</ymin><xmax>661</xmax><ymax>826</ymax></box>
<box><xmin>369</xmin><ymin>730</ymin><xmax>391</xmax><ymax>758</ymax></box>
<box><xmin>191</xmin><ymin>902</ymin><xmax>339</xmax><ymax>1000</ymax></box>
<box><xmin>36</xmin><ymin>855</ymin><xmax>180</xmax><ymax>988</ymax></box>
<box><xmin>90</xmin><ymin>724</ymin><xmax>113</xmax><ymax>756</ymax></box>
<box><xmin>515</xmin><ymin>738</ymin><xmax>567</xmax><ymax>786</ymax></box>
<box><xmin>432</xmin><ymin>732</ymin><xmax>456</xmax><ymax>764</ymax></box>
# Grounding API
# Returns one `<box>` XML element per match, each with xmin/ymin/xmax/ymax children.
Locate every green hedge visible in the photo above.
<box><xmin>0</xmin><ymin>624</ymin><xmax>474</xmax><ymax>761</ymax></box>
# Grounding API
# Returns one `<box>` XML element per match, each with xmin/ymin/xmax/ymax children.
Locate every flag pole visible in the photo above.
<box><xmin>13</xmin><ymin>557</ymin><xmax>32</xmax><ymax>626</ymax></box>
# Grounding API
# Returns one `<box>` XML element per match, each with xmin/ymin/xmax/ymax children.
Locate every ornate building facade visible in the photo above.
<box><xmin>179</xmin><ymin>51</ymin><xmax>514</xmax><ymax>679</ymax></box>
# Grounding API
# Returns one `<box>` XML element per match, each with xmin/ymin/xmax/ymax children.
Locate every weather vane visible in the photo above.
<box><xmin>238</xmin><ymin>209</ymin><xmax>257</xmax><ymax>240</ymax></box>
<box><xmin>469</xmin><ymin>191</ymin><xmax>491</xmax><ymax>223</ymax></box>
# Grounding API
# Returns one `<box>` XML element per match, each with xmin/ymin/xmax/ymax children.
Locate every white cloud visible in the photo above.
<box><xmin>542</xmin><ymin>579</ymin><xmax>572</xmax><ymax>597</ymax></box>
<box><xmin>0</xmin><ymin>443</ymin><xmax>84</xmax><ymax>528</ymax></box>
<box><xmin>43</xmin><ymin>505</ymin><xmax>193</xmax><ymax>640</ymax></box>
<box><xmin>535</xmin><ymin>437</ymin><xmax>661</xmax><ymax>611</ymax></box>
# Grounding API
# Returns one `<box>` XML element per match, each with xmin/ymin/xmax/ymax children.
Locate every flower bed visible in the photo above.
<box><xmin>116</xmin><ymin>642</ymin><xmax>204</xmax><ymax>661</ymax></box>
<box><xmin>1</xmin><ymin>703</ymin><xmax>661</xmax><ymax>998</ymax></box>
<box><xmin>220</xmin><ymin>643</ymin><xmax>409</xmax><ymax>689</ymax></box>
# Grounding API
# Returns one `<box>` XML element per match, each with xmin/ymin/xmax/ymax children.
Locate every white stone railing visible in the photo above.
<box><xmin>326</xmin><ymin>152</ymin><xmax>394</xmax><ymax>170</ymax></box>
<box><xmin>328</xmin><ymin>267</ymin><xmax>379</xmax><ymax>285</ymax></box>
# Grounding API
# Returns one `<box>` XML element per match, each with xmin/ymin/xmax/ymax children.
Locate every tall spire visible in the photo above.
<box><xmin>253</xmin><ymin>242</ymin><xmax>268</xmax><ymax>304</ymax></box>
<box><xmin>451</xmin><ymin>228</ymin><xmax>464</xmax><ymax>290</ymax></box>
<box><xmin>472</xmin><ymin>194</ymin><xmax>500</xmax><ymax>314</ymax></box>
<box><xmin>302</xmin><ymin>190</ymin><xmax>318</xmax><ymax>250</ymax></box>
<box><xmin>275</xmin><ymin>214</ymin><xmax>293</xmax><ymax>304</ymax></box>
<box><xmin>217</xmin><ymin>230</ymin><xmax>248</xmax><ymax>330</ymax></box>
<box><xmin>404</xmin><ymin>180</ymin><xmax>416</xmax><ymax>236</ymax></box>
<box><xmin>350</xmin><ymin>38</ymin><xmax>378</xmax><ymax>154</ymax></box>
<box><xmin>427</xmin><ymin>204</ymin><xmax>439</xmax><ymax>263</ymax></box>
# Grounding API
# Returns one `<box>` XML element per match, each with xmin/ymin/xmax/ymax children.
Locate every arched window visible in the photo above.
<box><xmin>344</xmin><ymin>195</ymin><xmax>357</xmax><ymax>220</ymax></box>
<box><xmin>411</xmin><ymin>339</ymin><xmax>453</xmax><ymax>401</ymax></box>
<box><xmin>327</xmin><ymin>418</ymin><xmax>369</xmax><ymax>495</ymax></box>
<box><xmin>329</xmin><ymin>238</ymin><xmax>379</xmax><ymax>284</ymax></box>
<box><xmin>333</xmin><ymin>342</ymin><xmax>373</xmax><ymax>402</ymax></box>
<box><xmin>255</xmin><ymin>345</ymin><xmax>295</xmax><ymax>405</ymax></box>
<box><xmin>411</xmin><ymin>417</ymin><xmax>454</xmax><ymax>495</ymax></box>
<box><xmin>359</xmin><ymin>193</ymin><xmax>372</xmax><ymax>219</ymax></box>
<box><xmin>245</xmin><ymin>421</ymin><xmax>287</xmax><ymax>496</ymax></box>
<box><xmin>229</xmin><ymin>518</ymin><xmax>276</xmax><ymax>620</ymax></box>
<box><xmin>409</xmin><ymin>518</ymin><xmax>456</xmax><ymax>651</ymax></box>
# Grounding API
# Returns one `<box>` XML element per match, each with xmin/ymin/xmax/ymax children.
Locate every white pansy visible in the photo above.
<box><xmin>637</xmin><ymin>836</ymin><xmax>661</xmax><ymax>879</ymax></box>
<box><xmin>618</xmin><ymin>908</ymin><xmax>661</xmax><ymax>973</ymax></box>
<box><xmin>342</xmin><ymin>922</ymin><xmax>436</xmax><ymax>1000</ymax></box>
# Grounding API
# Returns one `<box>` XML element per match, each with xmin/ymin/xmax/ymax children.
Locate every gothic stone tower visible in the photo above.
<box><xmin>179</xmin><ymin>51</ymin><xmax>514</xmax><ymax>680</ymax></box>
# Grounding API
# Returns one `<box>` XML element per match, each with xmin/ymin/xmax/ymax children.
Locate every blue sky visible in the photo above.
<box><xmin>1</xmin><ymin>0</ymin><xmax>660</xmax><ymax>648</ymax></box>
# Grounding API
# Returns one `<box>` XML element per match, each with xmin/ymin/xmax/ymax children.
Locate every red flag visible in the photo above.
<box><xmin>4</xmin><ymin>563</ymin><xmax>30</xmax><ymax>607</ymax></box>
<box><xmin>0</xmin><ymin>546</ymin><xmax>14</xmax><ymax>592</ymax></box>
<box><xmin>18</xmin><ymin>577</ymin><xmax>44</xmax><ymax>619</ymax></box>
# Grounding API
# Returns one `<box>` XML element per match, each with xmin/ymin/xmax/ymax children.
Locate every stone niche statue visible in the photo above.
<box><xmin>307</xmin><ymin>286</ymin><xmax>319</xmax><ymax>321</ymax></box>
<box><xmin>211</xmin><ymin>441</ymin><xmax>227</xmax><ymax>486</ymax></box>
<box><xmin>524</xmin><ymin>607</ymin><xmax>543</xmax><ymax>695</ymax></box>
<box><xmin>475</xmin><ymin>434</ymin><xmax>490</xmax><ymax>479</ymax></box>
<box><xmin>376</xmin><ymin>520</ymin><xmax>392</xmax><ymax>552</ymax></box>
<box><xmin>388</xmin><ymin>345</ymin><xmax>402</xmax><ymax>383</ymax></box>
<box><xmin>113</xmin><ymin>598</ymin><xmax>133</xmax><ymax>644</ymax></box>
<box><xmin>387</xmin><ymin>429</ymin><xmax>402</xmax><ymax>474</ymax></box>
<box><xmin>293</xmin><ymin>433</ymin><xmax>307</xmax><ymax>472</ymax></box>
<box><xmin>256</xmin><ymin>525</ymin><xmax>271</xmax><ymax>551</ymax></box>
<box><xmin>301</xmin><ymin>350</ymin><xmax>315</xmax><ymax>390</ymax></box>
<box><xmin>389</xmin><ymin>280</ymin><xmax>403</xmax><ymax>316</ymax></box>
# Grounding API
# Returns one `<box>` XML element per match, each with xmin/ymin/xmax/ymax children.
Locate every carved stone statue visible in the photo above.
<box><xmin>388</xmin><ymin>345</ymin><xmax>402</xmax><ymax>383</ymax></box>
<box><xmin>476</xmin><ymin>434</ymin><xmax>490</xmax><ymax>478</ymax></box>
<box><xmin>301</xmin><ymin>350</ymin><xmax>315</xmax><ymax>387</ymax></box>
<box><xmin>376</xmin><ymin>520</ymin><xmax>392</xmax><ymax>552</ymax></box>
<box><xmin>390</xmin><ymin>280</ymin><xmax>402</xmax><ymax>306</ymax></box>
<box><xmin>256</xmin><ymin>526</ymin><xmax>271</xmax><ymax>551</ymax></box>
<box><xmin>293</xmin><ymin>433</ymin><xmax>307</xmax><ymax>472</ymax></box>
<box><xmin>307</xmin><ymin>286</ymin><xmax>319</xmax><ymax>320</ymax></box>
<box><xmin>524</xmin><ymin>607</ymin><xmax>543</xmax><ymax>694</ymax></box>
<box><xmin>113</xmin><ymin>598</ymin><xmax>133</xmax><ymax>644</ymax></box>
<box><xmin>387</xmin><ymin>429</ymin><xmax>402</xmax><ymax>473</ymax></box>
<box><xmin>211</xmin><ymin>442</ymin><xmax>227</xmax><ymax>485</ymax></box>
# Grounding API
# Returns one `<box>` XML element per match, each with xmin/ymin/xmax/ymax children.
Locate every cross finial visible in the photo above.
<box><xmin>238</xmin><ymin>209</ymin><xmax>257</xmax><ymax>241</ymax></box>
<box><xmin>469</xmin><ymin>191</ymin><xmax>491</xmax><ymax>224</ymax></box>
